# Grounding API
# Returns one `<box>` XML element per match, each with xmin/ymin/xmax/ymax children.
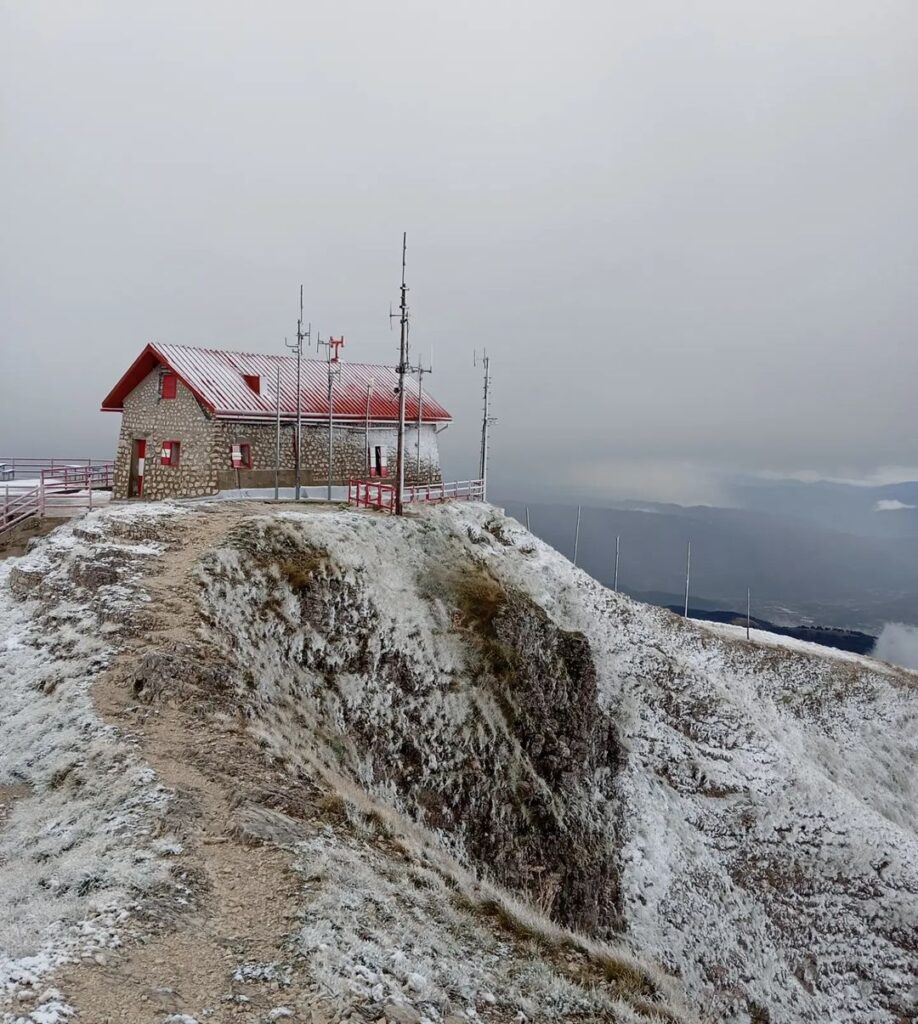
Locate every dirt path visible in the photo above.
<box><xmin>55</xmin><ymin>504</ymin><xmax>339</xmax><ymax>1024</ymax></box>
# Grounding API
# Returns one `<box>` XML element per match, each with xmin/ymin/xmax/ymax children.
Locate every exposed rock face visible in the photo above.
<box><xmin>199</xmin><ymin>521</ymin><xmax>624</xmax><ymax>934</ymax></box>
<box><xmin>195</xmin><ymin>505</ymin><xmax>918</xmax><ymax>1024</ymax></box>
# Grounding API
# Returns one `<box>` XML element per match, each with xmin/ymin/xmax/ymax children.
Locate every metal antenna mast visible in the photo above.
<box><xmin>318</xmin><ymin>334</ymin><xmax>345</xmax><ymax>501</ymax></box>
<box><xmin>478</xmin><ymin>350</ymin><xmax>495</xmax><ymax>500</ymax></box>
<box><xmin>393</xmin><ymin>233</ymin><xmax>410</xmax><ymax>516</ymax></box>
<box><xmin>286</xmin><ymin>285</ymin><xmax>310</xmax><ymax>501</ymax></box>
<box><xmin>414</xmin><ymin>352</ymin><xmax>432</xmax><ymax>483</ymax></box>
<box><xmin>613</xmin><ymin>534</ymin><xmax>620</xmax><ymax>592</ymax></box>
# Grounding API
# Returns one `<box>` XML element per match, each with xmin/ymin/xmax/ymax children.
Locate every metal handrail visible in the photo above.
<box><xmin>0</xmin><ymin>458</ymin><xmax>113</xmax><ymax>480</ymax></box>
<box><xmin>1</xmin><ymin>463</ymin><xmax>115</xmax><ymax>536</ymax></box>
<box><xmin>347</xmin><ymin>478</ymin><xmax>484</xmax><ymax>513</ymax></box>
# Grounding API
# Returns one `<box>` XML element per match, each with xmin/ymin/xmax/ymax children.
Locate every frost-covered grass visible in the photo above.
<box><xmin>0</xmin><ymin>508</ymin><xmax>185</xmax><ymax>1013</ymax></box>
<box><xmin>294</xmin><ymin>822</ymin><xmax>668</xmax><ymax>1024</ymax></box>
<box><xmin>195</xmin><ymin>503</ymin><xmax>918</xmax><ymax>1024</ymax></box>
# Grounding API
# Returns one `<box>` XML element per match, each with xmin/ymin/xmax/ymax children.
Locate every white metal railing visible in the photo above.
<box><xmin>0</xmin><ymin>457</ymin><xmax>111</xmax><ymax>480</ymax></box>
<box><xmin>402</xmin><ymin>479</ymin><xmax>485</xmax><ymax>504</ymax></box>
<box><xmin>1</xmin><ymin>463</ymin><xmax>114</xmax><ymax>536</ymax></box>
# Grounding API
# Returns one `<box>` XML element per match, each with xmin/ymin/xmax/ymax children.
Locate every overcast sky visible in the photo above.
<box><xmin>2</xmin><ymin>1</ymin><xmax>916</xmax><ymax>503</ymax></box>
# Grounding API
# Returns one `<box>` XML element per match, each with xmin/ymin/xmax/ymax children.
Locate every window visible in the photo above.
<box><xmin>160</xmin><ymin>440</ymin><xmax>180</xmax><ymax>466</ymax></box>
<box><xmin>161</xmin><ymin>373</ymin><xmax>177</xmax><ymax>399</ymax></box>
<box><xmin>242</xmin><ymin>374</ymin><xmax>261</xmax><ymax>395</ymax></box>
<box><xmin>231</xmin><ymin>442</ymin><xmax>252</xmax><ymax>469</ymax></box>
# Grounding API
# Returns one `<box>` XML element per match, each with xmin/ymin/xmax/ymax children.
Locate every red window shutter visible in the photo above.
<box><xmin>162</xmin><ymin>373</ymin><xmax>177</xmax><ymax>399</ymax></box>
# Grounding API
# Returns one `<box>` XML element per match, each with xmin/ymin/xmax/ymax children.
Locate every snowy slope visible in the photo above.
<box><xmin>0</xmin><ymin>507</ymin><xmax>187</xmax><ymax>1018</ymax></box>
<box><xmin>2</xmin><ymin>501</ymin><xmax>916</xmax><ymax>1024</ymax></box>
<box><xmin>194</xmin><ymin>502</ymin><xmax>918</xmax><ymax>1024</ymax></box>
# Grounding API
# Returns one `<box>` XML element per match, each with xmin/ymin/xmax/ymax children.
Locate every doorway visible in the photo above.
<box><xmin>129</xmin><ymin>439</ymin><xmax>147</xmax><ymax>497</ymax></box>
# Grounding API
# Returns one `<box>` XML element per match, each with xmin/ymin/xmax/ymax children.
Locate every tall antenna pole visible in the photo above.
<box><xmin>614</xmin><ymin>534</ymin><xmax>620</xmax><ymax>592</ymax></box>
<box><xmin>414</xmin><ymin>355</ymin><xmax>431</xmax><ymax>483</ymax></box>
<box><xmin>683</xmin><ymin>541</ymin><xmax>692</xmax><ymax>618</ymax></box>
<box><xmin>327</xmin><ymin>337</ymin><xmax>333</xmax><ymax>501</ymax></box>
<box><xmin>479</xmin><ymin>352</ymin><xmax>493</xmax><ymax>498</ymax></box>
<box><xmin>318</xmin><ymin>334</ymin><xmax>345</xmax><ymax>502</ymax></box>
<box><xmin>365</xmin><ymin>378</ymin><xmax>374</xmax><ymax>477</ymax></box>
<box><xmin>274</xmin><ymin>363</ymin><xmax>281</xmax><ymax>500</ymax></box>
<box><xmin>573</xmin><ymin>504</ymin><xmax>582</xmax><ymax>566</ymax></box>
<box><xmin>286</xmin><ymin>286</ymin><xmax>310</xmax><ymax>501</ymax></box>
<box><xmin>394</xmin><ymin>233</ymin><xmax>409</xmax><ymax>516</ymax></box>
<box><xmin>746</xmin><ymin>587</ymin><xmax>751</xmax><ymax>640</ymax></box>
<box><xmin>525</xmin><ymin>505</ymin><xmax>530</xmax><ymax>531</ymax></box>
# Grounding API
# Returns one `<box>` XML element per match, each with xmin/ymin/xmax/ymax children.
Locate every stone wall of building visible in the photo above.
<box><xmin>214</xmin><ymin>421</ymin><xmax>369</xmax><ymax>490</ymax></box>
<box><xmin>215</xmin><ymin>422</ymin><xmax>443</xmax><ymax>490</ymax></box>
<box><xmin>113</xmin><ymin>370</ymin><xmax>218</xmax><ymax>500</ymax></box>
<box><xmin>113</xmin><ymin>369</ymin><xmax>445</xmax><ymax>500</ymax></box>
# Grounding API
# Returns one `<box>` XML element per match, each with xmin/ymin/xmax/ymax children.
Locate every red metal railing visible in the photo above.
<box><xmin>347</xmin><ymin>478</ymin><xmax>484</xmax><ymax>513</ymax></box>
<box><xmin>348</xmin><ymin>479</ymin><xmax>396</xmax><ymax>512</ymax></box>
<box><xmin>1</xmin><ymin>463</ymin><xmax>114</xmax><ymax>536</ymax></box>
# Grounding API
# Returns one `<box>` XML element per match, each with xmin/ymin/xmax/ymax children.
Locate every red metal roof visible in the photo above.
<box><xmin>101</xmin><ymin>344</ymin><xmax>451</xmax><ymax>424</ymax></box>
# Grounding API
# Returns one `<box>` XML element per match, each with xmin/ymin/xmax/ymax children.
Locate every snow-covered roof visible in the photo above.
<box><xmin>100</xmin><ymin>343</ymin><xmax>452</xmax><ymax>424</ymax></box>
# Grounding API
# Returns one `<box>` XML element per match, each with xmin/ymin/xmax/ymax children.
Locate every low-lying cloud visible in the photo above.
<box><xmin>872</xmin><ymin>623</ymin><xmax>918</xmax><ymax>671</ymax></box>
<box><xmin>874</xmin><ymin>499</ymin><xmax>916</xmax><ymax>512</ymax></box>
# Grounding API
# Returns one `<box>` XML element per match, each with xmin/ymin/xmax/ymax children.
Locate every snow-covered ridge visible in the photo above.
<box><xmin>0</xmin><ymin>507</ymin><xmax>183</xmax><ymax>1018</ymax></box>
<box><xmin>2</xmin><ymin>501</ymin><xmax>916</xmax><ymax>1024</ymax></box>
<box><xmin>194</xmin><ymin>502</ymin><xmax>918</xmax><ymax>1024</ymax></box>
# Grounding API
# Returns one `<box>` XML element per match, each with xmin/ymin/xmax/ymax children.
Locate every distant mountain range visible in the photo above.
<box><xmin>497</xmin><ymin>477</ymin><xmax>918</xmax><ymax>633</ymax></box>
<box><xmin>664</xmin><ymin>605</ymin><xmax>876</xmax><ymax>656</ymax></box>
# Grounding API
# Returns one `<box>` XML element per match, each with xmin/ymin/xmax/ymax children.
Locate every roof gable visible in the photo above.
<box><xmin>101</xmin><ymin>343</ymin><xmax>451</xmax><ymax>423</ymax></box>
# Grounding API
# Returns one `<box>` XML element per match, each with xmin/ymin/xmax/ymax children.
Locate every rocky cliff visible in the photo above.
<box><xmin>1</xmin><ymin>501</ymin><xmax>916</xmax><ymax>1023</ymax></box>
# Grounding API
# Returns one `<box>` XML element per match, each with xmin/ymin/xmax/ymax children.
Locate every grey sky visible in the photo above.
<box><xmin>2</xmin><ymin>1</ymin><xmax>917</xmax><ymax>502</ymax></box>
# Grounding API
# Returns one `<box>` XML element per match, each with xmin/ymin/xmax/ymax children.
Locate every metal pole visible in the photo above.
<box><xmin>295</xmin><ymin>340</ymin><xmax>302</xmax><ymax>501</ymax></box>
<box><xmin>614</xmin><ymin>534</ymin><xmax>620</xmax><ymax>592</ymax></box>
<box><xmin>395</xmin><ymin>232</ymin><xmax>409</xmax><ymax>516</ymax></box>
<box><xmin>415</xmin><ymin>368</ymin><xmax>424</xmax><ymax>483</ymax></box>
<box><xmin>327</xmin><ymin>357</ymin><xmax>334</xmax><ymax>501</ymax></box>
<box><xmin>683</xmin><ymin>541</ymin><xmax>691</xmax><ymax>618</ymax></box>
<box><xmin>525</xmin><ymin>505</ymin><xmax>530</xmax><ymax>531</ymax></box>
<box><xmin>746</xmin><ymin>587</ymin><xmax>751</xmax><ymax>640</ymax></box>
<box><xmin>274</xmin><ymin>364</ymin><xmax>281</xmax><ymax>500</ymax></box>
<box><xmin>479</xmin><ymin>354</ymin><xmax>491</xmax><ymax>499</ymax></box>
<box><xmin>573</xmin><ymin>504</ymin><xmax>582</xmax><ymax>565</ymax></box>
<box><xmin>365</xmin><ymin>380</ymin><xmax>373</xmax><ymax>477</ymax></box>
<box><xmin>286</xmin><ymin>286</ymin><xmax>309</xmax><ymax>502</ymax></box>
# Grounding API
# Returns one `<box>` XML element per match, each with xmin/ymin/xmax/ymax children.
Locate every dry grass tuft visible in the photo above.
<box><xmin>276</xmin><ymin>549</ymin><xmax>327</xmax><ymax>590</ymax></box>
<box><xmin>453</xmin><ymin>563</ymin><xmax>508</xmax><ymax>632</ymax></box>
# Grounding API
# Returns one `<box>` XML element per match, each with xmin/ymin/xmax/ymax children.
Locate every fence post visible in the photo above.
<box><xmin>88</xmin><ymin>466</ymin><xmax>93</xmax><ymax>511</ymax></box>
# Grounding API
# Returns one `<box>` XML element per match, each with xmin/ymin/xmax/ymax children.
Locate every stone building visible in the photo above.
<box><xmin>101</xmin><ymin>343</ymin><xmax>451</xmax><ymax>500</ymax></box>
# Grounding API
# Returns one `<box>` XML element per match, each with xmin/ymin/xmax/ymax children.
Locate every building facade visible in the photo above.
<box><xmin>101</xmin><ymin>344</ymin><xmax>450</xmax><ymax>501</ymax></box>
